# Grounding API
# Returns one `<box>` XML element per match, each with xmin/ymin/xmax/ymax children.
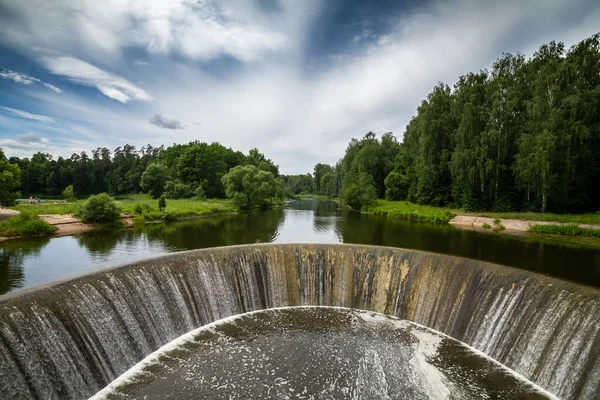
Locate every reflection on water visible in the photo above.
<box><xmin>1</xmin><ymin>198</ymin><xmax>599</xmax><ymax>295</ymax></box>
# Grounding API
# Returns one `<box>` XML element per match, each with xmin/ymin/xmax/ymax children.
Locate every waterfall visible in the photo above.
<box><xmin>0</xmin><ymin>244</ymin><xmax>598</xmax><ymax>399</ymax></box>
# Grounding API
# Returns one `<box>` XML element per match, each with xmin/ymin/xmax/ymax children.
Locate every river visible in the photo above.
<box><xmin>1</xmin><ymin>198</ymin><xmax>599</xmax><ymax>295</ymax></box>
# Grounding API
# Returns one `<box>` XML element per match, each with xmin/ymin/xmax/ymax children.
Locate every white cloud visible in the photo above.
<box><xmin>0</xmin><ymin>68</ymin><xmax>62</xmax><ymax>93</ymax></box>
<box><xmin>0</xmin><ymin>0</ymin><xmax>293</xmax><ymax>63</ymax></box>
<box><xmin>42</xmin><ymin>56</ymin><xmax>152</xmax><ymax>103</ymax></box>
<box><xmin>0</xmin><ymin>106</ymin><xmax>55</xmax><ymax>123</ymax></box>
<box><xmin>0</xmin><ymin>132</ymin><xmax>51</xmax><ymax>154</ymax></box>
<box><xmin>1</xmin><ymin>0</ymin><xmax>599</xmax><ymax>173</ymax></box>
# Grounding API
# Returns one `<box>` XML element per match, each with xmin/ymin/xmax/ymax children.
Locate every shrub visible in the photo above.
<box><xmin>0</xmin><ymin>213</ymin><xmax>56</xmax><ymax>237</ymax></box>
<box><xmin>61</xmin><ymin>184</ymin><xmax>76</xmax><ymax>201</ymax></box>
<box><xmin>164</xmin><ymin>180</ymin><xmax>194</xmax><ymax>199</ymax></box>
<box><xmin>75</xmin><ymin>193</ymin><xmax>121</xmax><ymax>223</ymax></box>
<box><xmin>133</xmin><ymin>204</ymin><xmax>153</xmax><ymax>215</ymax></box>
<box><xmin>482</xmin><ymin>223</ymin><xmax>491</xmax><ymax>229</ymax></box>
<box><xmin>194</xmin><ymin>186</ymin><xmax>207</xmax><ymax>200</ymax></box>
<box><xmin>493</xmin><ymin>218</ymin><xmax>501</xmax><ymax>225</ymax></box>
<box><xmin>158</xmin><ymin>195</ymin><xmax>167</xmax><ymax>211</ymax></box>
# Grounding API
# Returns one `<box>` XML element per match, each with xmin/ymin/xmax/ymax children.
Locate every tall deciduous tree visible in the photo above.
<box><xmin>0</xmin><ymin>148</ymin><xmax>21</xmax><ymax>206</ymax></box>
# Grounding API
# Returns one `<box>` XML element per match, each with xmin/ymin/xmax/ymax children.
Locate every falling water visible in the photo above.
<box><xmin>0</xmin><ymin>244</ymin><xmax>598</xmax><ymax>399</ymax></box>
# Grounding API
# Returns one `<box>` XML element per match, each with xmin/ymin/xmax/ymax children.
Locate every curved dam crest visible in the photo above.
<box><xmin>0</xmin><ymin>244</ymin><xmax>599</xmax><ymax>399</ymax></box>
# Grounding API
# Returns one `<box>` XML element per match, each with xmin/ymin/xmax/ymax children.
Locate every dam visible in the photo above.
<box><xmin>0</xmin><ymin>244</ymin><xmax>599</xmax><ymax>399</ymax></box>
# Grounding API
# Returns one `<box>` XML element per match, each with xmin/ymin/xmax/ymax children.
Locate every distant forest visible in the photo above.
<box><xmin>1</xmin><ymin>33</ymin><xmax>599</xmax><ymax>212</ymax></box>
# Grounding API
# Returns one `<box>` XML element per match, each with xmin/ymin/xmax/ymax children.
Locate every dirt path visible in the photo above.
<box><xmin>0</xmin><ymin>207</ymin><xmax>20</xmax><ymax>219</ymax></box>
<box><xmin>450</xmin><ymin>215</ymin><xmax>600</xmax><ymax>232</ymax></box>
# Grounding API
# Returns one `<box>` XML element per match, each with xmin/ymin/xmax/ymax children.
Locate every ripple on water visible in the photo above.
<box><xmin>91</xmin><ymin>307</ymin><xmax>557</xmax><ymax>400</ymax></box>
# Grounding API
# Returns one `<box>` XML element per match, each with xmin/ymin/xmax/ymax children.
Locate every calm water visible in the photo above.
<box><xmin>1</xmin><ymin>199</ymin><xmax>599</xmax><ymax>295</ymax></box>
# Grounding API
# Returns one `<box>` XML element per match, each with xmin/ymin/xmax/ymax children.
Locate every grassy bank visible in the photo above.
<box><xmin>0</xmin><ymin>214</ymin><xmax>57</xmax><ymax>237</ymax></box>
<box><xmin>119</xmin><ymin>194</ymin><xmax>237</xmax><ymax>222</ymax></box>
<box><xmin>367</xmin><ymin>200</ymin><xmax>456</xmax><ymax>224</ymax></box>
<box><xmin>11</xmin><ymin>194</ymin><xmax>238</xmax><ymax>224</ymax></box>
<box><xmin>475</xmin><ymin>211</ymin><xmax>600</xmax><ymax>225</ymax></box>
<box><xmin>529</xmin><ymin>224</ymin><xmax>600</xmax><ymax>238</ymax></box>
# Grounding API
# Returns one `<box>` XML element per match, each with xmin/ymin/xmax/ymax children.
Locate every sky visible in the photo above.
<box><xmin>0</xmin><ymin>0</ymin><xmax>598</xmax><ymax>174</ymax></box>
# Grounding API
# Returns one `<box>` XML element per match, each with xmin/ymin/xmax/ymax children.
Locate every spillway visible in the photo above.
<box><xmin>0</xmin><ymin>244</ymin><xmax>598</xmax><ymax>399</ymax></box>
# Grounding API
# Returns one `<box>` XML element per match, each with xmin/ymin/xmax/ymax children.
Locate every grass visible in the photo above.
<box><xmin>0</xmin><ymin>213</ymin><xmax>57</xmax><ymax>237</ymax></box>
<box><xmin>12</xmin><ymin>201</ymin><xmax>81</xmax><ymax>215</ymax></box>
<box><xmin>119</xmin><ymin>194</ymin><xmax>238</xmax><ymax>223</ymax></box>
<box><xmin>482</xmin><ymin>223</ymin><xmax>491</xmax><ymax>229</ymax></box>
<box><xmin>475</xmin><ymin>211</ymin><xmax>600</xmax><ymax>225</ymax></box>
<box><xmin>529</xmin><ymin>224</ymin><xmax>600</xmax><ymax>238</ymax></box>
<box><xmin>367</xmin><ymin>200</ymin><xmax>456</xmax><ymax>224</ymax></box>
<box><xmin>363</xmin><ymin>199</ymin><xmax>600</xmax><ymax>227</ymax></box>
<box><xmin>12</xmin><ymin>194</ymin><xmax>238</xmax><ymax>224</ymax></box>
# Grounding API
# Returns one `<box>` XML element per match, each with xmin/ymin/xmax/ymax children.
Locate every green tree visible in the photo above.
<box><xmin>61</xmin><ymin>184</ymin><xmax>76</xmax><ymax>201</ymax></box>
<box><xmin>221</xmin><ymin>165</ymin><xmax>281</xmax><ymax>209</ymax></box>
<box><xmin>140</xmin><ymin>162</ymin><xmax>169</xmax><ymax>199</ymax></box>
<box><xmin>0</xmin><ymin>148</ymin><xmax>21</xmax><ymax>206</ymax></box>
<box><xmin>164</xmin><ymin>180</ymin><xmax>194</xmax><ymax>199</ymax></box>
<box><xmin>341</xmin><ymin>172</ymin><xmax>378</xmax><ymax>211</ymax></box>
<box><xmin>158</xmin><ymin>195</ymin><xmax>167</xmax><ymax>211</ymax></box>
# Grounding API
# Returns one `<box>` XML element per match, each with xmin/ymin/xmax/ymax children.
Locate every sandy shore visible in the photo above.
<box><xmin>449</xmin><ymin>215</ymin><xmax>600</xmax><ymax>232</ymax></box>
<box><xmin>0</xmin><ymin>212</ymin><xmax>134</xmax><ymax>241</ymax></box>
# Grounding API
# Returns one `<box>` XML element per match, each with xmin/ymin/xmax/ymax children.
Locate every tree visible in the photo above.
<box><xmin>158</xmin><ymin>195</ymin><xmax>167</xmax><ymax>211</ymax></box>
<box><xmin>164</xmin><ymin>180</ymin><xmax>194</xmax><ymax>199</ymax></box>
<box><xmin>221</xmin><ymin>165</ymin><xmax>282</xmax><ymax>209</ymax></box>
<box><xmin>140</xmin><ymin>163</ymin><xmax>169</xmax><ymax>199</ymax></box>
<box><xmin>0</xmin><ymin>148</ymin><xmax>21</xmax><ymax>206</ymax></box>
<box><xmin>341</xmin><ymin>172</ymin><xmax>378</xmax><ymax>211</ymax></box>
<box><xmin>61</xmin><ymin>184</ymin><xmax>76</xmax><ymax>201</ymax></box>
<box><xmin>384</xmin><ymin>171</ymin><xmax>410</xmax><ymax>201</ymax></box>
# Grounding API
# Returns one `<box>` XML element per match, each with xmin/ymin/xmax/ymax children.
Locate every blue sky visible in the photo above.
<box><xmin>0</xmin><ymin>0</ymin><xmax>598</xmax><ymax>174</ymax></box>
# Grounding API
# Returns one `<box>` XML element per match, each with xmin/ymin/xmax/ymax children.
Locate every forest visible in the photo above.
<box><xmin>1</xmin><ymin>33</ymin><xmax>599</xmax><ymax>213</ymax></box>
<box><xmin>309</xmin><ymin>33</ymin><xmax>600</xmax><ymax>213</ymax></box>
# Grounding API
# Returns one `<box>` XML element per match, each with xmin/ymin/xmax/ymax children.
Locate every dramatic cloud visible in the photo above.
<box><xmin>0</xmin><ymin>106</ymin><xmax>55</xmax><ymax>123</ymax></box>
<box><xmin>0</xmin><ymin>0</ymin><xmax>291</xmax><ymax>63</ymax></box>
<box><xmin>149</xmin><ymin>114</ymin><xmax>185</xmax><ymax>130</ymax></box>
<box><xmin>42</xmin><ymin>57</ymin><xmax>152</xmax><ymax>103</ymax></box>
<box><xmin>0</xmin><ymin>0</ymin><xmax>599</xmax><ymax>172</ymax></box>
<box><xmin>0</xmin><ymin>68</ymin><xmax>62</xmax><ymax>93</ymax></box>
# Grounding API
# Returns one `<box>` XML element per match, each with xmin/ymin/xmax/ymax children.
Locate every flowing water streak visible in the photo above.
<box><xmin>0</xmin><ymin>244</ymin><xmax>599</xmax><ymax>400</ymax></box>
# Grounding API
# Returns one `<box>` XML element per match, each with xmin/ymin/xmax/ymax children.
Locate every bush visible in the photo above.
<box><xmin>164</xmin><ymin>180</ymin><xmax>194</xmax><ymax>199</ymax></box>
<box><xmin>194</xmin><ymin>186</ymin><xmax>207</xmax><ymax>200</ymax></box>
<box><xmin>0</xmin><ymin>213</ymin><xmax>56</xmax><ymax>237</ymax></box>
<box><xmin>482</xmin><ymin>223</ymin><xmax>491</xmax><ymax>229</ymax></box>
<box><xmin>61</xmin><ymin>184</ymin><xmax>76</xmax><ymax>201</ymax></box>
<box><xmin>133</xmin><ymin>204</ymin><xmax>153</xmax><ymax>215</ymax></box>
<box><xmin>75</xmin><ymin>193</ymin><xmax>121</xmax><ymax>223</ymax></box>
<box><xmin>158</xmin><ymin>195</ymin><xmax>167</xmax><ymax>211</ymax></box>
<box><xmin>342</xmin><ymin>173</ymin><xmax>378</xmax><ymax>211</ymax></box>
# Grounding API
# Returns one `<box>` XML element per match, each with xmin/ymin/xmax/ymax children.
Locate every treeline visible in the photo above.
<box><xmin>2</xmin><ymin>142</ymin><xmax>281</xmax><ymax>203</ymax></box>
<box><xmin>307</xmin><ymin>33</ymin><xmax>600</xmax><ymax>213</ymax></box>
<box><xmin>2</xmin><ymin>33</ymin><xmax>599</xmax><ymax>213</ymax></box>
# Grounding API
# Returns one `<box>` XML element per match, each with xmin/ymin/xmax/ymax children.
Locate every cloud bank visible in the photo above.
<box><xmin>0</xmin><ymin>0</ymin><xmax>598</xmax><ymax>173</ymax></box>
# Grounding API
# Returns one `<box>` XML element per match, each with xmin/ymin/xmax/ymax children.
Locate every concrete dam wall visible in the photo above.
<box><xmin>0</xmin><ymin>244</ymin><xmax>598</xmax><ymax>399</ymax></box>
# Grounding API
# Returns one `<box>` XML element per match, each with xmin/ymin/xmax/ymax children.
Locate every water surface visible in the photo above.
<box><xmin>1</xmin><ymin>199</ymin><xmax>599</xmax><ymax>294</ymax></box>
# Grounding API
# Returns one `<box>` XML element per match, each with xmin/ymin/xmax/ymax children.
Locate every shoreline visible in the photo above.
<box><xmin>449</xmin><ymin>215</ymin><xmax>600</xmax><ymax>233</ymax></box>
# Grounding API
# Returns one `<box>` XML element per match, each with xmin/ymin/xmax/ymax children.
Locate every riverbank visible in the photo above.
<box><xmin>1</xmin><ymin>195</ymin><xmax>239</xmax><ymax>241</ymax></box>
<box><xmin>366</xmin><ymin>200</ymin><xmax>600</xmax><ymax>242</ymax></box>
